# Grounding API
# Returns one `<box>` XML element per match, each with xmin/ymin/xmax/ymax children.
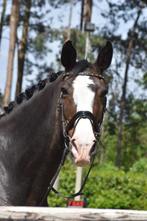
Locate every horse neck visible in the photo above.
<box><xmin>0</xmin><ymin>80</ymin><xmax>65</xmax><ymax>205</ymax></box>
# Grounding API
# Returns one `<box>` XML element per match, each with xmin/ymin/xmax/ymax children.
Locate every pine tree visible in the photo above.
<box><xmin>0</xmin><ymin>0</ymin><xmax>7</xmax><ymax>48</ymax></box>
<box><xmin>15</xmin><ymin>0</ymin><xmax>32</xmax><ymax>96</ymax></box>
<box><xmin>3</xmin><ymin>0</ymin><xmax>19</xmax><ymax>106</ymax></box>
<box><xmin>98</xmin><ymin>0</ymin><xmax>147</xmax><ymax>167</ymax></box>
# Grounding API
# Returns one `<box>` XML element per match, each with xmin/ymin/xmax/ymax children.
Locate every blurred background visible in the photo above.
<box><xmin>0</xmin><ymin>0</ymin><xmax>147</xmax><ymax>209</ymax></box>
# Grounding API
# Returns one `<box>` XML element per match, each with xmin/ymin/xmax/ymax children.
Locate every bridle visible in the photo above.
<box><xmin>61</xmin><ymin>72</ymin><xmax>106</xmax><ymax>143</ymax></box>
<box><xmin>39</xmin><ymin>73</ymin><xmax>106</xmax><ymax>206</ymax></box>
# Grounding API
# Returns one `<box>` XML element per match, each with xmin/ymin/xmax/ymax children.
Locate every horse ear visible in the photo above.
<box><xmin>61</xmin><ymin>40</ymin><xmax>77</xmax><ymax>71</ymax></box>
<box><xmin>95</xmin><ymin>41</ymin><xmax>113</xmax><ymax>71</ymax></box>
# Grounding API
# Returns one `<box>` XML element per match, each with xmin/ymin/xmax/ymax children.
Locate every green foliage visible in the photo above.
<box><xmin>139</xmin><ymin>72</ymin><xmax>147</xmax><ymax>89</ymax></box>
<box><xmin>102</xmin><ymin>94</ymin><xmax>147</xmax><ymax>169</ymax></box>
<box><xmin>47</xmin><ymin>158</ymin><xmax>76</xmax><ymax>207</ymax></box>
<box><xmin>69</xmin><ymin>29</ymin><xmax>107</xmax><ymax>62</ymax></box>
<box><xmin>48</xmin><ymin>0</ymin><xmax>71</xmax><ymax>8</ymax></box>
<box><xmin>31</xmin><ymin>33</ymin><xmax>47</xmax><ymax>56</ymax></box>
<box><xmin>85</xmin><ymin>163</ymin><xmax>147</xmax><ymax>209</ymax></box>
<box><xmin>130</xmin><ymin>158</ymin><xmax>147</xmax><ymax>174</ymax></box>
<box><xmin>48</xmin><ymin>161</ymin><xmax>147</xmax><ymax>210</ymax></box>
<box><xmin>120</xmin><ymin>97</ymin><xmax>147</xmax><ymax>169</ymax></box>
<box><xmin>101</xmin><ymin>132</ymin><xmax>116</xmax><ymax>167</ymax></box>
<box><xmin>70</xmin><ymin>29</ymin><xmax>86</xmax><ymax>60</ymax></box>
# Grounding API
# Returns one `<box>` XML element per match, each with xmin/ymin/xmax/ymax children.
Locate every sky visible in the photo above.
<box><xmin>0</xmin><ymin>1</ymin><xmax>82</xmax><ymax>98</ymax></box>
<box><xmin>0</xmin><ymin>0</ymin><xmax>146</xmax><ymax>100</ymax></box>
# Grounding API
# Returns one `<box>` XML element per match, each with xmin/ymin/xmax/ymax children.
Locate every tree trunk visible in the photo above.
<box><xmin>83</xmin><ymin>0</ymin><xmax>93</xmax><ymax>24</ymax></box>
<box><xmin>15</xmin><ymin>0</ymin><xmax>32</xmax><ymax>97</ymax></box>
<box><xmin>115</xmin><ymin>9</ymin><xmax>142</xmax><ymax>167</ymax></box>
<box><xmin>64</xmin><ymin>0</ymin><xmax>73</xmax><ymax>41</ymax></box>
<box><xmin>80</xmin><ymin>0</ymin><xmax>93</xmax><ymax>32</ymax></box>
<box><xmin>3</xmin><ymin>0</ymin><xmax>19</xmax><ymax>106</ymax></box>
<box><xmin>80</xmin><ymin>0</ymin><xmax>84</xmax><ymax>31</ymax></box>
<box><xmin>0</xmin><ymin>0</ymin><xmax>7</xmax><ymax>48</ymax></box>
<box><xmin>83</xmin><ymin>0</ymin><xmax>93</xmax><ymax>59</ymax></box>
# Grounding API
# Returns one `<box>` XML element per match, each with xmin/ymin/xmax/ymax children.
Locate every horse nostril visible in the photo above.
<box><xmin>71</xmin><ymin>138</ymin><xmax>75</xmax><ymax>146</ymax></box>
<box><xmin>71</xmin><ymin>139</ymin><xmax>78</xmax><ymax>151</ymax></box>
<box><xmin>90</xmin><ymin>141</ymin><xmax>97</xmax><ymax>156</ymax></box>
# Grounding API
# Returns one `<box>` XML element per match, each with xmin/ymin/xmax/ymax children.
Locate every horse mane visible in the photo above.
<box><xmin>0</xmin><ymin>60</ymin><xmax>90</xmax><ymax>119</ymax></box>
<box><xmin>0</xmin><ymin>71</ymin><xmax>63</xmax><ymax>119</ymax></box>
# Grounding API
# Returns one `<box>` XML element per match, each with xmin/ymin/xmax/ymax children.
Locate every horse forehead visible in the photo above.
<box><xmin>73</xmin><ymin>75</ymin><xmax>94</xmax><ymax>89</ymax></box>
<box><xmin>72</xmin><ymin>75</ymin><xmax>95</xmax><ymax>111</ymax></box>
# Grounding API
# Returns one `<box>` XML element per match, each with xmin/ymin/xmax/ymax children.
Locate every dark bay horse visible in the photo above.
<box><xmin>0</xmin><ymin>40</ymin><xmax>113</xmax><ymax>206</ymax></box>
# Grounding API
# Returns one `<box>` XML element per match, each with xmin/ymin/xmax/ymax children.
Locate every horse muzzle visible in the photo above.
<box><xmin>63</xmin><ymin>111</ymin><xmax>99</xmax><ymax>166</ymax></box>
<box><xmin>70</xmin><ymin>138</ymin><xmax>96</xmax><ymax>167</ymax></box>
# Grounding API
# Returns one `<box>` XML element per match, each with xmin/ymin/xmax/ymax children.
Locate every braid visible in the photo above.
<box><xmin>0</xmin><ymin>71</ymin><xmax>63</xmax><ymax>118</ymax></box>
<box><xmin>38</xmin><ymin>79</ymin><xmax>47</xmax><ymax>90</ymax></box>
<box><xmin>4</xmin><ymin>101</ymin><xmax>15</xmax><ymax>114</ymax></box>
<box><xmin>16</xmin><ymin>93</ymin><xmax>26</xmax><ymax>104</ymax></box>
<box><xmin>25</xmin><ymin>85</ymin><xmax>36</xmax><ymax>99</ymax></box>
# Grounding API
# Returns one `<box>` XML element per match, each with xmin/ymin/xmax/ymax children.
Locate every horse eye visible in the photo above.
<box><xmin>61</xmin><ymin>87</ymin><xmax>68</xmax><ymax>95</ymax></box>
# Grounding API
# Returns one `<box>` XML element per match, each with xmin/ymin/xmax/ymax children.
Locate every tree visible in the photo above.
<box><xmin>98</xmin><ymin>0</ymin><xmax>147</xmax><ymax>167</ymax></box>
<box><xmin>0</xmin><ymin>91</ymin><xmax>3</xmax><ymax>107</ymax></box>
<box><xmin>3</xmin><ymin>0</ymin><xmax>19</xmax><ymax>106</ymax></box>
<box><xmin>80</xmin><ymin>0</ymin><xmax>93</xmax><ymax>31</ymax></box>
<box><xmin>115</xmin><ymin>8</ymin><xmax>142</xmax><ymax>167</ymax></box>
<box><xmin>22</xmin><ymin>1</ymin><xmax>53</xmax><ymax>81</ymax></box>
<box><xmin>0</xmin><ymin>0</ymin><xmax>7</xmax><ymax>48</ymax></box>
<box><xmin>15</xmin><ymin>0</ymin><xmax>32</xmax><ymax>96</ymax></box>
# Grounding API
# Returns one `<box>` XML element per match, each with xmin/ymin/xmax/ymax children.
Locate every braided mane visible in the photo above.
<box><xmin>0</xmin><ymin>71</ymin><xmax>62</xmax><ymax>119</ymax></box>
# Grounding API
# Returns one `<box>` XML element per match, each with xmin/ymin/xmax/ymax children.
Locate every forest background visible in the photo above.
<box><xmin>0</xmin><ymin>0</ymin><xmax>147</xmax><ymax>209</ymax></box>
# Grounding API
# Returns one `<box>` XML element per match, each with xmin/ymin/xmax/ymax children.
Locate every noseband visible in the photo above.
<box><xmin>61</xmin><ymin>109</ymin><xmax>101</xmax><ymax>153</ymax></box>
<box><xmin>66</xmin><ymin>111</ymin><xmax>99</xmax><ymax>135</ymax></box>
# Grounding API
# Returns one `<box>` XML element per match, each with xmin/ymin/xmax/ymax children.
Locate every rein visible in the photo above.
<box><xmin>39</xmin><ymin>143</ymin><xmax>98</xmax><ymax>206</ymax></box>
<box><xmin>39</xmin><ymin>73</ymin><xmax>105</xmax><ymax>206</ymax></box>
<box><xmin>49</xmin><ymin>152</ymin><xmax>96</xmax><ymax>199</ymax></box>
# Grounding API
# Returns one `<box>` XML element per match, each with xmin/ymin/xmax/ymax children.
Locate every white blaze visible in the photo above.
<box><xmin>73</xmin><ymin>76</ymin><xmax>94</xmax><ymax>112</ymax></box>
<box><xmin>72</xmin><ymin>75</ymin><xmax>96</xmax><ymax>165</ymax></box>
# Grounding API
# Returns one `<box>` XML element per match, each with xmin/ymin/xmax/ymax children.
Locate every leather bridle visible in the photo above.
<box><xmin>61</xmin><ymin>72</ymin><xmax>106</xmax><ymax>148</ymax></box>
<box><xmin>39</xmin><ymin>73</ymin><xmax>106</xmax><ymax>205</ymax></box>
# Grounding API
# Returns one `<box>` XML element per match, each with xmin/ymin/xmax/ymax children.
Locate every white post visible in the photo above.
<box><xmin>74</xmin><ymin>167</ymin><xmax>83</xmax><ymax>201</ymax></box>
<box><xmin>85</xmin><ymin>32</ymin><xmax>90</xmax><ymax>59</ymax></box>
<box><xmin>67</xmin><ymin>0</ymin><xmax>74</xmax><ymax>40</ymax></box>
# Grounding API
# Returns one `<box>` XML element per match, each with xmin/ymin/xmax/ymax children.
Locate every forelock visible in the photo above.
<box><xmin>72</xmin><ymin>60</ymin><xmax>90</xmax><ymax>75</ymax></box>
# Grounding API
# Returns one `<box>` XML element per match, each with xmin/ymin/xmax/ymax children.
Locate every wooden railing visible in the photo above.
<box><xmin>0</xmin><ymin>207</ymin><xmax>147</xmax><ymax>221</ymax></box>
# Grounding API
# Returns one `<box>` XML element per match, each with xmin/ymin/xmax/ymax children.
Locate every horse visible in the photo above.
<box><xmin>0</xmin><ymin>40</ymin><xmax>113</xmax><ymax>206</ymax></box>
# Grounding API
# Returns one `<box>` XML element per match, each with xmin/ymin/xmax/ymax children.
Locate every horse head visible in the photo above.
<box><xmin>60</xmin><ymin>40</ymin><xmax>113</xmax><ymax>167</ymax></box>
